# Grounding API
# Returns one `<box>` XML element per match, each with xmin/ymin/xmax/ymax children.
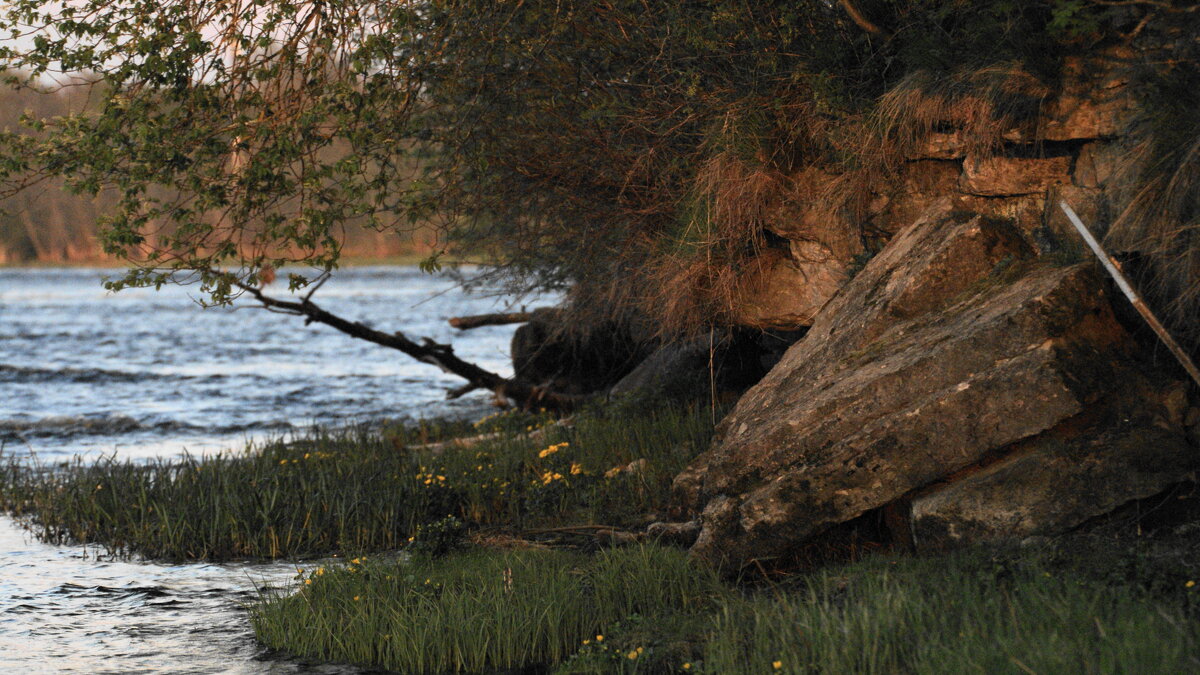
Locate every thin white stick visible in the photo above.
<box><xmin>1060</xmin><ymin>200</ymin><xmax>1200</xmax><ymax>389</ymax></box>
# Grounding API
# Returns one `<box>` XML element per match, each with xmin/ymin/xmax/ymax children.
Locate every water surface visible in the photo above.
<box><xmin>0</xmin><ymin>266</ymin><xmax>543</xmax><ymax>672</ymax></box>
<box><xmin>1</xmin><ymin>266</ymin><xmax>533</xmax><ymax>459</ymax></box>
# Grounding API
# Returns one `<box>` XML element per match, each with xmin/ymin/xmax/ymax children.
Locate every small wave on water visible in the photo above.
<box><xmin>0</xmin><ymin>414</ymin><xmax>296</xmax><ymax>442</ymax></box>
<box><xmin>0</xmin><ymin>363</ymin><xmax>183</xmax><ymax>384</ymax></box>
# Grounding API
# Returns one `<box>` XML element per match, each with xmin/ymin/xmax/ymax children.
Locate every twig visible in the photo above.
<box><xmin>838</xmin><ymin>0</ymin><xmax>890</xmax><ymax>37</ymax></box>
<box><xmin>448</xmin><ymin>310</ymin><xmax>541</xmax><ymax>330</ymax></box>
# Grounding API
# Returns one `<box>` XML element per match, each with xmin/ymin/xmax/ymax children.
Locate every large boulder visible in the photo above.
<box><xmin>675</xmin><ymin>200</ymin><xmax>1196</xmax><ymax>571</ymax></box>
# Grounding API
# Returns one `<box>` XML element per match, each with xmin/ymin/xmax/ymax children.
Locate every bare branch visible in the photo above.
<box><xmin>838</xmin><ymin>0</ymin><xmax>890</xmax><ymax>37</ymax></box>
<box><xmin>229</xmin><ymin>276</ymin><xmax>585</xmax><ymax>412</ymax></box>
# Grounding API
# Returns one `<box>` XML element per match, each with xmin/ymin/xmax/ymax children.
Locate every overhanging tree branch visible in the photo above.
<box><xmin>231</xmin><ymin>277</ymin><xmax>585</xmax><ymax>412</ymax></box>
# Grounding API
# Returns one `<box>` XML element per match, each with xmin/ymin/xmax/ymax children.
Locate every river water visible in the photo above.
<box><xmin>0</xmin><ymin>266</ymin><xmax>543</xmax><ymax>673</ymax></box>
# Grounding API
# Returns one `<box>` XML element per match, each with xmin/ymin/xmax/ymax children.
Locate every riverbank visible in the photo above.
<box><xmin>2</xmin><ymin>401</ymin><xmax>1199</xmax><ymax>673</ymax></box>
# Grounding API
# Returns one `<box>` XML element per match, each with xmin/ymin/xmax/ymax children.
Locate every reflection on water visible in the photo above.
<box><xmin>0</xmin><ymin>267</ymin><xmax>546</xmax><ymax>671</ymax></box>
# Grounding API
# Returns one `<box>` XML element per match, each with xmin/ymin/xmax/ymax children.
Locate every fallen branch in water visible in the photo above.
<box><xmin>449</xmin><ymin>310</ymin><xmax>543</xmax><ymax>330</ymax></box>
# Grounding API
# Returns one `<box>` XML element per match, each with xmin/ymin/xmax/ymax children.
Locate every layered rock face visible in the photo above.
<box><xmin>731</xmin><ymin>52</ymin><xmax>1132</xmax><ymax>331</ymax></box>
<box><xmin>675</xmin><ymin>203</ymin><xmax>1197</xmax><ymax>571</ymax></box>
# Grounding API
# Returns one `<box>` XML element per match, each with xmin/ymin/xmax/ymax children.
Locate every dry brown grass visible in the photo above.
<box><xmin>1106</xmin><ymin>133</ymin><xmax>1200</xmax><ymax>341</ymax></box>
<box><xmin>871</xmin><ymin>66</ymin><xmax>1049</xmax><ymax>161</ymax></box>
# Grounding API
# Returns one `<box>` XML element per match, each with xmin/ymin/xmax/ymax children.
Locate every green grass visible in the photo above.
<box><xmin>704</xmin><ymin>552</ymin><xmax>1200</xmax><ymax>674</ymax></box>
<box><xmin>250</xmin><ymin>544</ymin><xmax>1200</xmax><ymax>674</ymax></box>
<box><xmin>0</xmin><ymin>401</ymin><xmax>716</xmax><ymax>560</ymax></box>
<box><xmin>252</xmin><ymin>544</ymin><xmax>727</xmax><ymax>674</ymax></box>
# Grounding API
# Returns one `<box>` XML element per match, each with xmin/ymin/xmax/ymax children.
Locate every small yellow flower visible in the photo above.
<box><xmin>1188</xmin><ymin>580</ymin><xmax>1196</xmax><ymax>588</ymax></box>
<box><xmin>595</xmin><ymin>635</ymin><xmax>604</xmax><ymax>642</ymax></box>
<box><xmin>773</xmin><ymin>661</ymin><xmax>783</xmax><ymax>670</ymax></box>
<box><xmin>604</xmin><ymin>466</ymin><xmax>621</xmax><ymax>478</ymax></box>
<box><xmin>305</xmin><ymin>579</ymin><xmax>312</xmax><ymax>585</ymax></box>
<box><xmin>280</xmin><ymin>459</ymin><xmax>287</xmax><ymax>465</ymax></box>
<box><xmin>354</xmin><ymin>596</ymin><xmax>360</xmax><ymax>601</ymax></box>
<box><xmin>582</xmin><ymin>639</ymin><xmax>590</xmax><ymax>645</ymax></box>
<box><xmin>627</xmin><ymin>651</ymin><xmax>638</xmax><ymax>660</ymax></box>
<box><xmin>570</xmin><ymin>463</ymin><xmax>583</xmax><ymax>475</ymax></box>
<box><xmin>682</xmin><ymin>664</ymin><xmax>691</xmax><ymax>671</ymax></box>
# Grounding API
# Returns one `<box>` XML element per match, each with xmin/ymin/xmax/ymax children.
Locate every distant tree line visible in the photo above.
<box><xmin>0</xmin><ymin>86</ymin><xmax>438</xmax><ymax>264</ymax></box>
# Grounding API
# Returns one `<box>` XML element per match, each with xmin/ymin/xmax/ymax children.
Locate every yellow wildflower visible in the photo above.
<box><xmin>354</xmin><ymin>596</ymin><xmax>360</xmax><ymax>601</ymax></box>
<box><xmin>773</xmin><ymin>661</ymin><xmax>782</xmax><ymax>670</ymax></box>
<box><xmin>595</xmin><ymin>635</ymin><xmax>604</xmax><ymax>642</ymax></box>
<box><xmin>682</xmin><ymin>664</ymin><xmax>691</xmax><ymax>671</ymax></box>
<box><xmin>627</xmin><ymin>651</ymin><xmax>638</xmax><ymax>660</ymax></box>
<box><xmin>570</xmin><ymin>463</ymin><xmax>583</xmax><ymax>475</ymax></box>
<box><xmin>1188</xmin><ymin>580</ymin><xmax>1196</xmax><ymax>588</ymax></box>
<box><xmin>604</xmin><ymin>466</ymin><xmax>621</xmax><ymax>478</ymax></box>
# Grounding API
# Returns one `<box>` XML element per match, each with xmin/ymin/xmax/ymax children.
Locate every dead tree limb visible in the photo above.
<box><xmin>232</xmin><ymin>280</ymin><xmax>585</xmax><ymax>412</ymax></box>
<box><xmin>449</xmin><ymin>310</ymin><xmax>542</xmax><ymax>330</ymax></box>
